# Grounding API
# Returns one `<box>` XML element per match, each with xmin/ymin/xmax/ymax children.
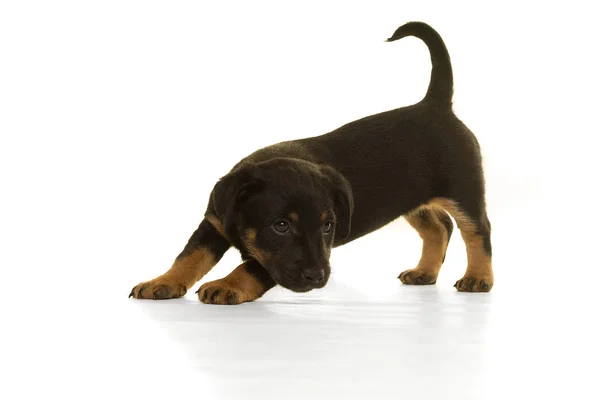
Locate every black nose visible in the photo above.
<box><xmin>301</xmin><ymin>269</ymin><xmax>325</xmax><ymax>283</ymax></box>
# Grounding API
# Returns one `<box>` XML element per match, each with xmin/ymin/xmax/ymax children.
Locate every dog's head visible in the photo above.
<box><xmin>211</xmin><ymin>158</ymin><xmax>353</xmax><ymax>292</ymax></box>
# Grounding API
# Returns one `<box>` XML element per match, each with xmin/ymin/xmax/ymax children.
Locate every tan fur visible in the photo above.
<box><xmin>198</xmin><ymin>262</ymin><xmax>270</xmax><ymax>305</ymax></box>
<box><xmin>206</xmin><ymin>214</ymin><xmax>227</xmax><ymax>239</ymax></box>
<box><xmin>458</xmin><ymin>231</ymin><xmax>494</xmax><ymax>288</ymax></box>
<box><xmin>400</xmin><ymin>208</ymin><xmax>449</xmax><ymax>284</ymax></box>
<box><xmin>130</xmin><ymin>248</ymin><xmax>217</xmax><ymax>299</ymax></box>
<box><xmin>428</xmin><ymin>198</ymin><xmax>474</xmax><ymax>229</ymax></box>
<box><xmin>320</xmin><ymin>211</ymin><xmax>327</xmax><ymax>223</ymax></box>
<box><xmin>426</xmin><ymin>198</ymin><xmax>493</xmax><ymax>292</ymax></box>
<box><xmin>289</xmin><ymin>212</ymin><xmax>299</xmax><ymax>222</ymax></box>
<box><xmin>243</xmin><ymin>228</ymin><xmax>271</xmax><ymax>265</ymax></box>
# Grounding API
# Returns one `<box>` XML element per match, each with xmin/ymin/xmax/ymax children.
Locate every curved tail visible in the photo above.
<box><xmin>386</xmin><ymin>22</ymin><xmax>453</xmax><ymax>105</ymax></box>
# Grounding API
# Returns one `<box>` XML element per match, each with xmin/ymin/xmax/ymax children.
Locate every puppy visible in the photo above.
<box><xmin>130</xmin><ymin>21</ymin><xmax>493</xmax><ymax>305</ymax></box>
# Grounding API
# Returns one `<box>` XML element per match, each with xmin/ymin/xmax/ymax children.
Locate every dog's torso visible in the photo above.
<box><xmin>237</xmin><ymin>102</ymin><xmax>482</xmax><ymax>246</ymax></box>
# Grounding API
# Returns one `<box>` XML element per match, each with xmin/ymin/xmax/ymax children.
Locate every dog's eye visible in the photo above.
<box><xmin>322</xmin><ymin>221</ymin><xmax>333</xmax><ymax>234</ymax></box>
<box><xmin>273</xmin><ymin>220</ymin><xmax>290</xmax><ymax>234</ymax></box>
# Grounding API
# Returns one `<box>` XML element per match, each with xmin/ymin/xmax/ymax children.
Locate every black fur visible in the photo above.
<box><xmin>176</xmin><ymin>219</ymin><xmax>230</xmax><ymax>262</ymax></box>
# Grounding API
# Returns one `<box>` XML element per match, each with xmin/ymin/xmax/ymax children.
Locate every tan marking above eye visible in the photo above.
<box><xmin>245</xmin><ymin>228</ymin><xmax>257</xmax><ymax>241</ymax></box>
<box><xmin>289</xmin><ymin>212</ymin><xmax>299</xmax><ymax>222</ymax></box>
<box><xmin>320</xmin><ymin>211</ymin><xmax>327</xmax><ymax>223</ymax></box>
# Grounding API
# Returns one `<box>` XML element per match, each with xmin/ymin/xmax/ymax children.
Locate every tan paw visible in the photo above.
<box><xmin>398</xmin><ymin>268</ymin><xmax>438</xmax><ymax>285</ymax></box>
<box><xmin>454</xmin><ymin>276</ymin><xmax>493</xmax><ymax>292</ymax></box>
<box><xmin>129</xmin><ymin>278</ymin><xmax>187</xmax><ymax>299</ymax></box>
<box><xmin>197</xmin><ymin>279</ymin><xmax>254</xmax><ymax>305</ymax></box>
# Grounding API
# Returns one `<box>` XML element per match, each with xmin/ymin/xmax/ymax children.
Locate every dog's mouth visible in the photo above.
<box><xmin>275</xmin><ymin>271</ymin><xmax>329</xmax><ymax>293</ymax></box>
<box><xmin>286</xmin><ymin>284</ymin><xmax>316</xmax><ymax>293</ymax></box>
<box><xmin>280</xmin><ymin>281</ymin><xmax>325</xmax><ymax>293</ymax></box>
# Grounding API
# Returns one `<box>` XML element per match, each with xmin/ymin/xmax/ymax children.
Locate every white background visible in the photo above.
<box><xmin>1</xmin><ymin>1</ymin><xmax>599</xmax><ymax>399</ymax></box>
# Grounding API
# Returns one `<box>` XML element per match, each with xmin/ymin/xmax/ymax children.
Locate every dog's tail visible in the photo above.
<box><xmin>386</xmin><ymin>22</ymin><xmax>453</xmax><ymax>106</ymax></box>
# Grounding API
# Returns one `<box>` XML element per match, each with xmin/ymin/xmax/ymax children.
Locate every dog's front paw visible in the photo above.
<box><xmin>398</xmin><ymin>268</ymin><xmax>437</xmax><ymax>285</ymax></box>
<box><xmin>454</xmin><ymin>276</ymin><xmax>493</xmax><ymax>292</ymax></box>
<box><xmin>129</xmin><ymin>278</ymin><xmax>187</xmax><ymax>299</ymax></box>
<box><xmin>197</xmin><ymin>279</ymin><xmax>250</xmax><ymax>305</ymax></box>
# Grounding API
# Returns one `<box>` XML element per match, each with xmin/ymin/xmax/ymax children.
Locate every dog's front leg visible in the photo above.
<box><xmin>197</xmin><ymin>259</ymin><xmax>276</xmax><ymax>305</ymax></box>
<box><xmin>129</xmin><ymin>219</ymin><xmax>230</xmax><ymax>299</ymax></box>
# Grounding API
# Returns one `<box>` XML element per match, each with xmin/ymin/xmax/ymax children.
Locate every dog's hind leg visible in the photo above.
<box><xmin>399</xmin><ymin>208</ymin><xmax>453</xmax><ymax>285</ymax></box>
<box><xmin>430</xmin><ymin>197</ymin><xmax>493</xmax><ymax>292</ymax></box>
<box><xmin>129</xmin><ymin>218</ymin><xmax>230</xmax><ymax>299</ymax></box>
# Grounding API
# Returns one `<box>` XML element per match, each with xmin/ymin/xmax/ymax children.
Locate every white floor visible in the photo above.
<box><xmin>5</xmin><ymin>206</ymin><xmax>598</xmax><ymax>400</ymax></box>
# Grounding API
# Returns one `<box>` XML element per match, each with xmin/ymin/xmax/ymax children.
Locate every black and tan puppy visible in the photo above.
<box><xmin>130</xmin><ymin>22</ymin><xmax>493</xmax><ymax>305</ymax></box>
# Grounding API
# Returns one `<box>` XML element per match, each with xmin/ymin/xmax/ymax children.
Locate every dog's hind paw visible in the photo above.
<box><xmin>454</xmin><ymin>276</ymin><xmax>493</xmax><ymax>292</ymax></box>
<box><xmin>398</xmin><ymin>268</ymin><xmax>437</xmax><ymax>285</ymax></box>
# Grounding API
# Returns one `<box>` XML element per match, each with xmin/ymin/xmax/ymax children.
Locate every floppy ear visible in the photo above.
<box><xmin>319</xmin><ymin>165</ymin><xmax>354</xmax><ymax>240</ymax></box>
<box><xmin>211</xmin><ymin>164</ymin><xmax>263</xmax><ymax>238</ymax></box>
